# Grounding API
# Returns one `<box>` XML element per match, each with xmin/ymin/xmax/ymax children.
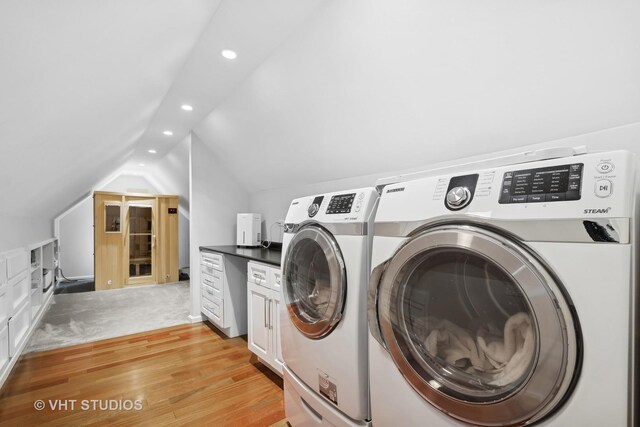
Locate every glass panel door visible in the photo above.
<box><xmin>283</xmin><ymin>226</ymin><xmax>346</xmax><ymax>339</ymax></box>
<box><xmin>127</xmin><ymin>200</ymin><xmax>155</xmax><ymax>283</ymax></box>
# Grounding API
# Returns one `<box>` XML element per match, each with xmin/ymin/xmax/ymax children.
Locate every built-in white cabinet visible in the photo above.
<box><xmin>200</xmin><ymin>250</ymin><xmax>247</xmax><ymax>338</ymax></box>
<box><xmin>8</xmin><ymin>301</ymin><xmax>30</xmax><ymax>357</ymax></box>
<box><xmin>0</xmin><ymin>324</ymin><xmax>8</xmax><ymax>376</ymax></box>
<box><xmin>1</xmin><ymin>239</ymin><xmax>58</xmax><ymax>388</ymax></box>
<box><xmin>28</xmin><ymin>239</ymin><xmax>58</xmax><ymax>319</ymax></box>
<box><xmin>247</xmin><ymin>261</ymin><xmax>284</xmax><ymax>375</ymax></box>
<box><xmin>1</xmin><ymin>248</ymin><xmax>31</xmax><ymax>381</ymax></box>
<box><xmin>0</xmin><ymin>258</ymin><xmax>9</xmax><ymax>376</ymax></box>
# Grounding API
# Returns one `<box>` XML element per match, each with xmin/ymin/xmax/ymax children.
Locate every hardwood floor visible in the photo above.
<box><xmin>0</xmin><ymin>323</ymin><xmax>285</xmax><ymax>426</ymax></box>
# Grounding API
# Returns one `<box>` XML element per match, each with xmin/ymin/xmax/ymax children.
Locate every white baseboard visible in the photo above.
<box><xmin>188</xmin><ymin>314</ymin><xmax>203</xmax><ymax>323</ymax></box>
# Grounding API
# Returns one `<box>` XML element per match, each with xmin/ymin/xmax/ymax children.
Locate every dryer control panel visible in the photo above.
<box><xmin>499</xmin><ymin>163</ymin><xmax>583</xmax><ymax>204</ymax></box>
<box><xmin>326</xmin><ymin>193</ymin><xmax>356</xmax><ymax>214</ymax></box>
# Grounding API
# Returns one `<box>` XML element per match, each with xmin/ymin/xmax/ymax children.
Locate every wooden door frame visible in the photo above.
<box><xmin>124</xmin><ymin>196</ymin><xmax>157</xmax><ymax>286</ymax></box>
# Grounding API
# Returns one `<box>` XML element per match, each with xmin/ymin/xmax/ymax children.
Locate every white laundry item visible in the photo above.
<box><xmin>477</xmin><ymin>312</ymin><xmax>532</xmax><ymax>368</ymax></box>
<box><xmin>424</xmin><ymin>318</ymin><xmax>493</xmax><ymax>371</ymax></box>
<box><xmin>423</xmin><ymin>313</ymin><xmax>535</xmax><ymax>386</ymax></box>
<box><xmin>479</xmin><ymin>313</ymin><xmax>535</xmax><ymax>386</ymax></box>
<box><xmin>308</xmin><ymin>278</ymin><xmax>331</xmax><ymax>313</ymax></box>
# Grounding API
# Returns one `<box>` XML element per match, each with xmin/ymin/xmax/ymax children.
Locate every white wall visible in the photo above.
<box><xmin>0</xmin><ymin>215</ymin><xmax>52</xmax><ymax>253</ymax></box>
<box><xmin>250</xmin><ymin>123</ymin><xmax>640</xmax><ymax>242</ymax></box>
<box><xmin>189</xmin><ymin>133</ymin><xmax>250</xmax><ymax>318</ymax></box>
<box><xmin>57</xmin><ymin>199</ymin><xmax>93</xmax><ymax>278</ymax></box>
<box><xmin>194</xmin><ymin>0</ymin><xmax>640</xmax><ymax>196</ymax></box>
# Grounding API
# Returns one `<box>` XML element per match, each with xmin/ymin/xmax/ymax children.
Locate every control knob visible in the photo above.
<box><xmin>446</xmin><ymin>186</ymin><xmax>471</xmax><ymax>210</ymax></box>
<box><xmin>308</xmin><ymin>203</ymin><xmax>320</xmax><ymax>217</ymax></box>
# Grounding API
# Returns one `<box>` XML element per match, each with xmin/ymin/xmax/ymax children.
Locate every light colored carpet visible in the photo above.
<box><xmin>26</xmin><ymin>281</ymin><xmax>191</xmax><ymax>353</ymax></box>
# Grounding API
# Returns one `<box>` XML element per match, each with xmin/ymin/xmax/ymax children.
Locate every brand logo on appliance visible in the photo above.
<box><xmin>584</xmin><ymin>207</ymin><xmax>612</xmax><ymax>214</ymax></box>
<box><xmin>386</xmin><ymin>187</ymin><xmax>405</xmax><ymax>193</ymax></box>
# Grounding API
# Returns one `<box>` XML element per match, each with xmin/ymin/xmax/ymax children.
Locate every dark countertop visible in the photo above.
<box><xmin>200</xmin><ymin>245</ymin><xmax>282</xmax><ymax>267</ymax></box>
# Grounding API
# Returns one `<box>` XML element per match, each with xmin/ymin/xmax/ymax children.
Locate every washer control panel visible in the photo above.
<box><xmin>499</xmin><ymin>163</ymin><xmax>583</xmax><ymax>204</ymax></box>
<box><xmin>326</xmin><ymin>193</ymin><xmax>356</xmax><ymax>214</ymax></box>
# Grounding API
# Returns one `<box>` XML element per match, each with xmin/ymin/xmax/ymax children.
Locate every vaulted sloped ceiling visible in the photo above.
<box><xmin>3</xmin><ymin>0</ymin><xmax>639</xmax><ymax>227</ymax></box>
<box><xmin>0</xmin><ymin>0</ymin><xmax>323</xmax><ymax>221</ymax></box>
<box><xmin>195</xmin><ymin>0</ymin><xmax>640</xmax><ymax>193</ymax></box>
<box><xmin>0</xmin><ymin>0</ymin><xmax>221</xmax><ymax>219</ymax></box>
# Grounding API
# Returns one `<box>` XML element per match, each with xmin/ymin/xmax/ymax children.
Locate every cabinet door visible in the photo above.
<box><xmin>270</xmin><ymin>288</ymin><xmax>284</xmax><ymax>375</ymax></box>
<box><xmin>248</xmin><ymin>281</ymin><xmax>270</xmax><ymax>360</ymax></box>
<box><xmin>0</xmin><ymin>284</ymin><xmax>9</xmax><ymax>326</ymax></box>
<box><xmin>6</xmin><ymin>251</ymin><xmax>27</xmax><ymax>282</ymax></box>
<box><xmin>10</xmin><ymin>275</ymin><xmax>29</xmax><ymax>313</ymax></box>
<box><xmin>8</xmin><ymin>300</ymin><xmax>30</xmax><ymax>357</ymax></box>
<box><xmin>0</xmin><ymin>324</ymin><xmax>9</xmax><ymax>375</ymax></box>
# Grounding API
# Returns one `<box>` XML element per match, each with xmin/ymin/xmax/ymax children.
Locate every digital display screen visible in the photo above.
<box><xmin>499</xmin><ymin>163</ymin><xmax>582</xmax><ymax>204</ymax></box>
<box><xmin>326</xmin><ymin>193</ymin><xmax>356</xmax><ymax>214</ymax></box>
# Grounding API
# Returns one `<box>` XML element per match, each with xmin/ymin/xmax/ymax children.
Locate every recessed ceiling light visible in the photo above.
<box><xmin>163</xmin><ymin>130</ymin><xmax>173</xmax><ymax>136</ymax></box>
<box><xmin>148</xmin><ymin>149</ymin><xmax>157</xmax><ymax>154</ymax></box>
<box><xmin>181</xmin><ymin>104</ymin><xmax>193</xmax><ymax>111</ymax></box>
<box><xmin>221</xmin><ymin>49</ymin><xmax>237</xmax><ymax>60</ymax></box>
<box><xmin>138</xmin><ymin>163</ymin><xmax>145</xmax><ymax>167</ymax></box>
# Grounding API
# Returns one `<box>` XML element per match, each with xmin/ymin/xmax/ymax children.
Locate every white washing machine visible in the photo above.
<box><xmin>281</xmin><ymin>188</ymin><xmax>379</xmax><ymax>426</ymax></box>
<box><xmin>368</xmin><ymin>150</ymin><xmax>638</xmax><ymax>426</ymax></box>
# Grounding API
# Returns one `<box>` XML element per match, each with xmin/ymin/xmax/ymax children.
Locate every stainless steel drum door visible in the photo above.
<box><xmin>370</xmin><ymin>224</ymin><xmax>581</xmax><ymax>426</ymax></box>
<box><xmin>283</xmin><ymin>225</ymin><xmax>346</xmax><ymax>339</ymax></box>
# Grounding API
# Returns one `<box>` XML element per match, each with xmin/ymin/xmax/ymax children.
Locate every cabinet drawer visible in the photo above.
<box><xmin>10</xmin><ymin>275</ymin><xmax>29</xmax><ymax>312</ymax></box>
<box><xmin>202</xmin><ymin>295</ymin><xmax>224</xmax><ymax>328</ymax></box>
<box><xmin>248</xmin><ymin>262</ymin><xmax>269</xmax><ymax>288</ymax></box>
<box><xmin>0</xmin><ymin>284</ymin><xmax>9</xmax><ymax>325</ymax></box>
<box><xmin>0</xmin><ymin>324</ymin><xmax>9</xmax><ymax>375</ymax></box>
<box><xmin>6</xmin><ymin>251</ymin><xmax>27</xmax><ymax>281</ymax></box>
<box><xmin>9</xmin><ymin>300</ymin><xmax>30</xmax><ymax>357</ymax></box>
<box><xmin>201</xmin><ymin>252</ymin><xmax>223</xmax><ymax>272</ymax></box>
<box><xmin>201</xmin><ymin>269</ymin><xmax>224</xmax><ymax>295</ymax></box>
<box><xmin>270</xmin><ymin>268</ymin><xmax>282</xmax><ymax>293</ymax></box>
<box><xmin>201</xmin><ymin>280</ymin><xmax>223</xmax><ymax>302</ymax></box>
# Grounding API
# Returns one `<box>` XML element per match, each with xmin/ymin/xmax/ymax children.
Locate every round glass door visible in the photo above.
<box><xmin>377</xmin><ymin>225</ymin><xmax>580</xmax><ymax>426</ymax></box>
<box><xmin>283</xmin><ymin>225</ymin><xmax>346</xmax><ymax>339</ymax></box>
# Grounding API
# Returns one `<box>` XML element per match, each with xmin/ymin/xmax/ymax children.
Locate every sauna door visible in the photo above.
<box><xmin>125</xmin><ymin>198</ymin><xmax>156</xmax><ymax>285</ymax></box>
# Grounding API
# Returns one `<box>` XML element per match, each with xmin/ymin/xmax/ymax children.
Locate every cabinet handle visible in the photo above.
<box><xmin>264</xmin><ymin>298</ymin><xmax>269</xmax><ymax>328</ymax></box>
<box><xmin>268</xmin><ymin>299</ymin><xmax>273</xmax><ymax>330</ymax></box>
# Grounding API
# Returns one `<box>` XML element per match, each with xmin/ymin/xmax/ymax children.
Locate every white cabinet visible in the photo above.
<box><xmin>8</xmin><ymin>301</ymin><xmax>30</xmax><ymax>357</ymax></box>
<box><xmin>0</xmin><ymin>324</ymin><xmax>8</xmax><ymax>376</ymax></box>
<box><xmin>2</xmin><ymin>249</ymin><xmax>31</xmax><ymax>358</ymax></box>
<box><xmin>200</xmin><ymin>251</ymin><xmax>247</xmax><ymax>338</ymax></box>
<box><xmin>0</xmin><ymin>257</ymin><xmax>9</xmax><ymax>376</ymax></box>
<box><xmin>1</xmin><ymin>243</ymin><xmax>55</xmax><ymax>389</ymax></box>
<box><xmin>0</xmin><ymin>284</ymin><xmax>9</xmax><ymax>326</ymax></box>
<box><xmin>247</xmin><ymin>261</ymin><xmax>283</xmax><ymax>375</ymax></box>
<box><xmin>29</xmin><ymin>239</ymin><xmax>58</xmax><ymax>319</ymax></box>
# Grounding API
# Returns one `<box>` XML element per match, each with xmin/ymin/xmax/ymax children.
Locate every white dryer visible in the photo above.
<box><xmin>368</xmin><ymin>150</ymin><xmax>638</xmax><ymax>426</ymax></box>
<box><xmin>281</xmin><ymin>188</ymin><xmax>379</xmax><ymax>426</ymax></box>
